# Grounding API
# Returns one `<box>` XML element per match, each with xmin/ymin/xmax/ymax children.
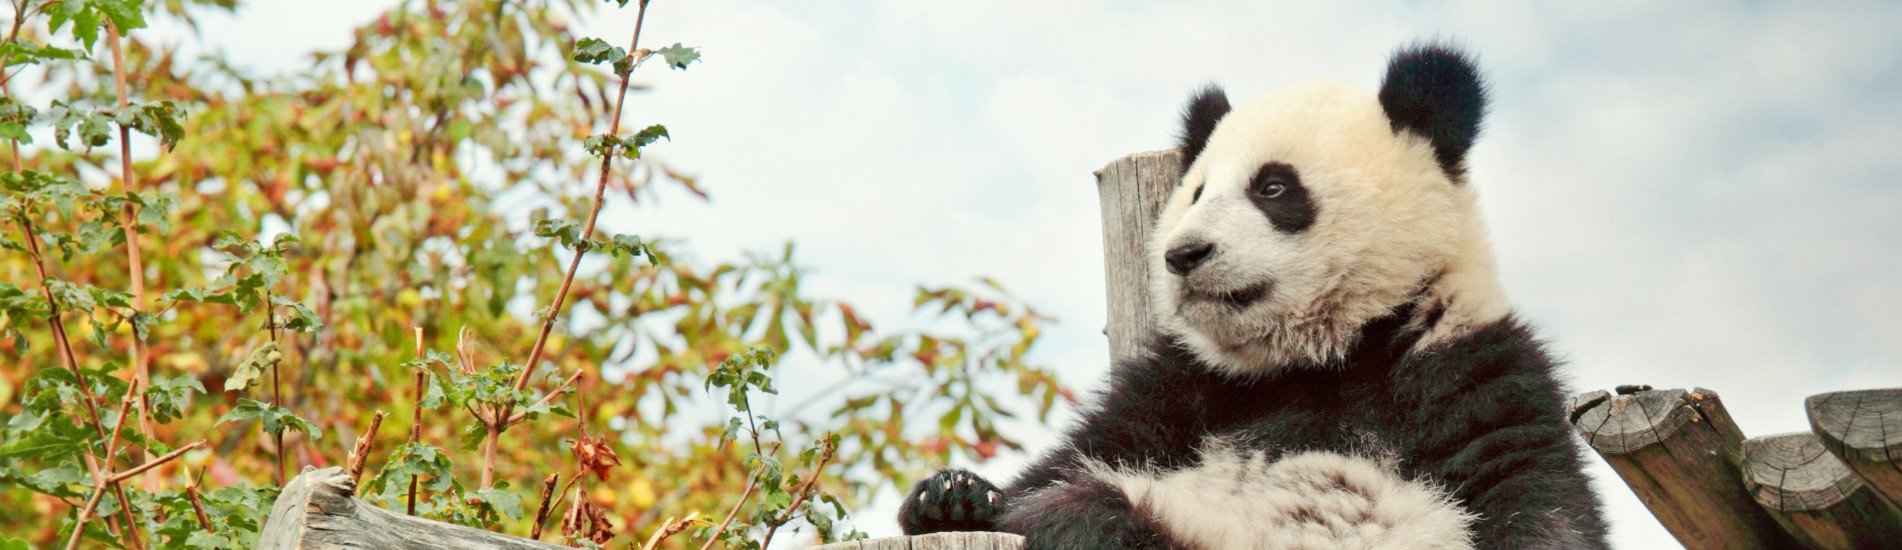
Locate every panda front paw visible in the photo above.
<box><xmin>898</xmin><ymin>469</ymin><xmax>1005</xmax><ymax>535</ymax></box>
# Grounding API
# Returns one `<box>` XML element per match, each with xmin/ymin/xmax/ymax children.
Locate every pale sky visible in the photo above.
<box><xmin>157</xmin><ymin>1</ymin><xmax>1902</xmax><ymax>547</ymax></box>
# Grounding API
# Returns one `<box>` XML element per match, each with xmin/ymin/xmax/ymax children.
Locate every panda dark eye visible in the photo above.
<box><xmin>1253</xmin><ymin>179</ymin><xmax>1287</xmax><ymax>199</ymax></box>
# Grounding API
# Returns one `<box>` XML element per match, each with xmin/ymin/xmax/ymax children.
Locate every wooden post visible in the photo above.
<box><xmin>260</xmin><ymin>467</ymin><xmax>566</xmax><ymax>549</ymax></box>
<box><xmin>811</xmin><ymin>532</ymin><xmax>1025</xmax><ymax>550</ymax></box>
<box><xmin>1742</xmin><ymin>432</ymin><xmax>1902</xmax><ymax>548</ymax></box>
<box><xmin>1806</xmin><ymin>388</ymin><xmax>1902</xmax><ymax>506</ymax></box>
<box><xmin>1567</xmin><ymin>388</ymin><xmax>1799</xmax><ymax>549</ymax></box>
<box><xmin>1093</xmin><ymin>149</ymin><xmax>1182</xmax><ymax>367</ymax></box>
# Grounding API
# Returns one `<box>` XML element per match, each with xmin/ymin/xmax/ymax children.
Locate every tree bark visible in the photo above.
<box><xmin>260</xmin><ymin>466</ymin><xmax>567</xmax><ymax>550</ymax></box>
<box><xmin>1093</xmin><ymin>149</ymin><xmax>1181</xmax><ymax>369</ymax></box>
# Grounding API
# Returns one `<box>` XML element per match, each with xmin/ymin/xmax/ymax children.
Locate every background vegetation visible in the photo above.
<box><xmin>0</xmin><ymin>0</ymin><xmax>1068</xmax><ymax>547</ymax></box>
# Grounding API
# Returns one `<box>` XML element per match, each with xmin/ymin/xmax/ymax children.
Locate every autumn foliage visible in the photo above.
<box><xmin>0</xmin><ymin>0</ymin><xmax>1067</xmax><ymax>548</ymax></box>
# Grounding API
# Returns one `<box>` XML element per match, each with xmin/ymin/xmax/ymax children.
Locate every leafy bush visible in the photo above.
<box><xmin>0</xmin><ymin>0</ymin><xmax>1067</xmax><ymax>547</ymax></box>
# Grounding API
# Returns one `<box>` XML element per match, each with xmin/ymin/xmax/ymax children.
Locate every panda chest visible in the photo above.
<box><xmin>1200</xmin><ymin>373</ymin><xmax>1412</xmax><ymax>459</ymax></box>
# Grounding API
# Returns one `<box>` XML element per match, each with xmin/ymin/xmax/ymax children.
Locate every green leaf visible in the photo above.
<box><xmin>654</xmin><ymin>43</ymin><xmax>701</xmax><ymax>70</ymax></box>
<box><xmin>46</xmin><ymin>101</ymin><xmax>113</xmax><ymax>149</ymax></box>
<box><xmin>271</xmin><ymin>295</ymin><xmax>324</xmax><ymax>333</ymax></box>
<box><xmin>572</xmin><ymin>37</ymin><xmax>629</xmax><ymax>74</ymax></box>
<box><xmin>90</xmin><ymin>0</ymin><xmax>147</xmax><ymax>31</ymax></box>
<box><xmin>217</xmin><ymin>398</ymin><xmax>322</xmax><ymax>439</ymax></box>
<box><xmin>225</xmin><ymin>340</ymin><xmax>281</xmax><ymax>391</ymax></box>
<box><xmin>629</xmin><ymin>124</ymin><xmax>669</xmax><ymax>148</ymax></box>
<box><xmin>471</xmin><ymin>487</ymin><xmax>523</xmax><ymax>519</ymax></box>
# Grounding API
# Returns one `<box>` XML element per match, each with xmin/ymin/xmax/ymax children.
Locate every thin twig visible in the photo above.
<box><xmin>105</xmin><ymin>18</ymin><xmax>159</xmax><ymax>494</ymax></box>
<box><xmin>407</xmin><ymin>326</ymin><xmax>424</xmax><ymax>515</ymax></box>
<box><xmin>698</xmin><ymin>473</ymin><xmax>761</xmax><ymax>550</ymax></box>
<box><xmin>185</xmin><ymin>468</ymin><xmax>214</xmax><ymax>534</ymax></box>
<box><xmin>760</xmin><ymin>437</ymin><xmax>838</xmax><ymax>548</ymax></box>
<box><xmin>529</xmin><ymin>473</ymin><xmax>559</xmax><ymax>540</ymax></box>
<box><xmin>100</xmin><ymin>381</ymin><xmax>146</xmax><ymax>550</ymax></box>
<box><xmin>503</xmin><ymin>369</ymin><xmax>583</xmax><ymax>426</ymax></box>
<box><xmin>346</xmin><ymin>410</ymin><xmax>386</xmax><ymax>484</ymax></box>
<box><xmin>18</xmin><ymin>211</ymin><xmax>137</xmax><ymax>545</ymax></box>
<box><xmin>264</xmin><ymin>289</ymin><xmax>284</xmax><ymax>486</ymax></box>
<box><xmin>640</xmin><ymin>511</ymin><xmax>700</xmax><ymax>550</ymax></box>
<box><xmin>16</xmin><ymin>214</ymin><xmax>108</xmax><ymax>442</ymax></box>
<box><xmin>65</xmin><ymin>440</ymin><xmax>203</xmax><ymax>550</ymax></box>
<box><xmin>506</xmin><ymin>0</ymin><xmax>649</xmax><ymax>396</ymax></box>
<box><xmin>109</xmin><ymin>440</ymin><xmax>206</xmax><ymax>484</ymax></box>
<box><xmin>490</xmin><ymin>0</ymin><xmax>652</xmax><ymax>491</ymax></box>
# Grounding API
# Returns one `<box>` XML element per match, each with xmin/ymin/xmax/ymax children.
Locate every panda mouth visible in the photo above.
<box><xmin>1183</xmin><ymin>281</ymin><xmax>1272</xmax><ymax>308</ymax></box>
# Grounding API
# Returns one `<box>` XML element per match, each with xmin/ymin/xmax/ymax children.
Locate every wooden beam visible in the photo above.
<box><xmin>1567</xmin><ymin>388</ymin><xmax>1799</xmax><ymax>549</ymax></box>
<box><xmin>811</xmin><ymin>532</ymin><xmax>1025</xmax><ymax>550</ymax></box>
<box><xmin>260</xmin><ymin>466</ymin><xmax>566</xmax><ymax>549</ymax></box>
<box><xmin>1806</xmin><ymin>388</ymin><xmax>1902</xmax><ymax>506</ymax></box>
<box><xmin>1093</xmin><ymin>149</ymin><xmax>1181</xmax><ymax>368</ymax></box>
<box><xmin>1742</xmin><ymin>432</ymin><xmax>1902</xmax><ymax>548</ymax></box>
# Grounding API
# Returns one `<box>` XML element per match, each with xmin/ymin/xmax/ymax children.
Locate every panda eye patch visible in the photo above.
<box><xmin>1247</xmin><ymin>162</ymin><xmax>1316</xmax><ymax>233</ymax></box>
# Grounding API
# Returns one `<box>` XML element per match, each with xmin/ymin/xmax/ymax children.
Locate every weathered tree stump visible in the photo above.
<box><xmin>1806</xmin><ymin>388</ymin><xmax>1902</xmax><ymax>507</ymax></box>
<box><xmin>1568</xmin><ymin>388</ymin><xmax>1799</xmax><ymax>549</ymax></box>
<box><xmin>1093</xmin><ymin>149</ymin><xmax>1181</xmax><ymax>368</ymax></box>
<box><xmin>811</xmin><ymin>532</ymin><xmax>1025</xmax><ymax>550</ymax></box>
<box><xmin>260</xmin><ymin>466</ymin><xmax>566</xmax><ymax>549</ymax></box>
<box><xmin>1742</xmin><ymin>432</ymin><xmax>1902</xmax><ymax>549</ymax></box>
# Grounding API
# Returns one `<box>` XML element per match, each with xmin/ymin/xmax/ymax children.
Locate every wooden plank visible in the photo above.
<box><xmin>813</xmin><ymin>532</ymin><xmax>1025</xmax><ymax>550</ymax></box>
<box><xmin>1742</xmin><ymin>432</ymin><xmax>1902</xmax><ymax>549</ymax></box>
<box><xmin>1806</xmin><ymin>388</ymin><xmax>1902</xmax><ymax>506</ymax></box>
<box><xmin>259</xmin><ymin>466</ymin><xmax>567</xmax><ymax>549</ymax></box>
<box><xmin>1569</xmin><ymin>387</ymin><xmax>1799</xmax><ymax>549</ymax></box>
<box><xmin>1093</xmin><ymin>149</ymin><xmax>1182</xmax><ymax>369</ymax></box>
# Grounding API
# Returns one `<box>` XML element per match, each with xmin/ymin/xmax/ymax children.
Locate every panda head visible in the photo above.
<box><xmin>1151</xmin><ymin>43</ymin><xmax>1511</xmax><ymax>377</ymax></box>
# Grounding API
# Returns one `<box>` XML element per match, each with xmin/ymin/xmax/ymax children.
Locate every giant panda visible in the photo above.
<box><xmin>898</xmin><ymin>43</ymin><xmax>1611</xmax><ymax>549</ymax></box>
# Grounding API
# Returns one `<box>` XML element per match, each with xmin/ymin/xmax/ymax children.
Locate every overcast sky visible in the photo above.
<box><xmin>162</xmin><ymin>1</ymin><xmax>1902</xmax><ymax>547</ymax></box>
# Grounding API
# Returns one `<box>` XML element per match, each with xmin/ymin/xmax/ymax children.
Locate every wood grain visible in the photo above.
<box><xmin>259</xmin><ymin>466</ymin><xmax>567</xmax><ymax>549</ymax></box>
<box><xmin>1569</xmin><ymin>387</ymin><xmax>1798</xmax><ymax>549</ymax></box>
<box><xmin>1806</xmin><ymin>388</ymin><xmax>1902</xmax><ymax>507</ymax></box>
<box><xmin>1093</xmin><ymin>150</ymin><xmax>1181</xmax><ymax>370</ymax></box>
<box><xmin>1743</xmin><ymin>431</ymin><xmax>1902</xmax><ymax>549</ymax></box>
<box><xmin>811</xmin><ymin>532</ymin><xmax>1026</xmax><ymax>550</ymax></box>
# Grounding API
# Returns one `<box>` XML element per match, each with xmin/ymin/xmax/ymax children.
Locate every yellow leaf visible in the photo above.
<box><xmin>628</xmin><ymin>476</ymin><xmax>657</xmax><ymax>508</ymax></box>
<box><xmin>397</xmin><ymin>288</ymin><xmax>424</xmax><ymax>308</ymax></box>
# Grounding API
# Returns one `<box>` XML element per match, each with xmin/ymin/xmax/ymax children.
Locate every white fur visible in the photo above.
<box><xmin>1092</xmin><ymin>440</ymin><xmax>1475</xmax><ymax>550</ymax></box>
<box><xmin>1151</xmin><ymin>81</ymin><xmax>1509</xmax><ymax>376</ymax></box>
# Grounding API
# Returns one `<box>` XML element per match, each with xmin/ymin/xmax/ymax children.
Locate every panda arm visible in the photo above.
<box><xmin>1005</xmin><ymin>352</ymin><xmax>1212</xmax><ymax>497</ymax></box>
<box><xmin>992</xmin><ymin>352</ymin><xmax>1210</xmax><ymax>548</ymax></box>
<box><xmin>1405</xmin><ymin>329</ymin><xmax>1610</xmax><ymax>549</ymax></box>
<box><xmin>1430</xmin><ymin>417</ymin><xmax>1606</xmax><ymax>549</ymax></box>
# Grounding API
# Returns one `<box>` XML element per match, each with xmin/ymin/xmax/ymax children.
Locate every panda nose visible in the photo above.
<box><xmin>1165</xmin><ymin>242</ymin><xmax>1216</xmax><ymax>276</ymax></box>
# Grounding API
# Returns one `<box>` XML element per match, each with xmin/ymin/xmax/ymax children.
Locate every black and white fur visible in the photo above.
<box><xmin>900</xmin><ymin>43</ymin><xmax>1609</xmax><ymax>549</ymax></box>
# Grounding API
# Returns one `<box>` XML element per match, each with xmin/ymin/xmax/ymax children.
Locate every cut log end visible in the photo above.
<box><xmin>1572</xmin><ymin>388</ymin><xmax>1694</xmax><ymax>455</ymax></box>
<box><xmin>1805</xmin><ymin>388</ymin><xmax>1902</xmax><ymax>506</ymax></box>
<box><xmin>1743</xmin><ymin>433</ymin><xmax>1864</xmax><ymax>512</ymax></box>
<box><xmin>1742</xmin><ymin>432</ymin><xmax>1902</xmax><ymax>549</ymax></box>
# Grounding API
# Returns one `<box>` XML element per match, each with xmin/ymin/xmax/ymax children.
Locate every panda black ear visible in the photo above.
<box><xmin>1378</xmin><ymin>43</ymin><xmax>1487</xmax><ymax>178</ymax></box>
<box><xmin>1177</xmin><ymin>84</ymin><xmax>1230</xmax><ymax>174</ymax></box>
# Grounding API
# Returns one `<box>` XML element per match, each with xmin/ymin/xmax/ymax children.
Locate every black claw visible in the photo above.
<box><xmin>898</xmin><ymin>469</ymin><xmax>1005</xmax><ymax>535</ymax></box>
